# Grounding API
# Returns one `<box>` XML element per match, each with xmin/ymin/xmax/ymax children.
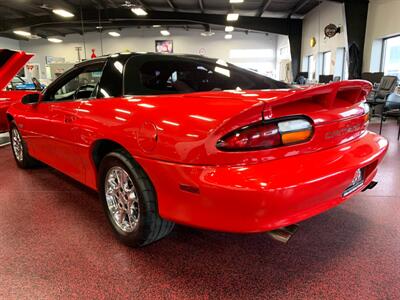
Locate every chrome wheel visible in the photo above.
<box><xmin>11</xmin><ymin>128</ymin><xmax>23</xmax><ymax>162</ymax></box>
<box><xmin>105</xmin><ymin>166</ymin><xmax>139</xmax><ymax>233</ymax></box>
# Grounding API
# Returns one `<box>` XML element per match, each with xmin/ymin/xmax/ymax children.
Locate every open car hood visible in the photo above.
<box><xmin>0</xmin><ymin>49</ymin><xmax>33</xmax><ymax>90</ymax></box>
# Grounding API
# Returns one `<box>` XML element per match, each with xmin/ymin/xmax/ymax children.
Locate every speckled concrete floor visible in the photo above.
<box><xmin>0</xmin><ymin>120</ymin><xmax>399</xmax><ymax>299</ymax></box>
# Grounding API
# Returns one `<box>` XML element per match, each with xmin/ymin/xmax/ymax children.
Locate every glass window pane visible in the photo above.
<box><xmin>322</xmin><ymin>51</ymin><xmax>332</xmax><ymax>75</ymax></box>
<box><xmin>383</xmin><ymin>36</ymin><xmax>400</xmax><ymax>79</ymax></box>
<box><xmin>124</xmin><ymin>56</ymin><xmax>290</xmax><ymax>95</ymax></box>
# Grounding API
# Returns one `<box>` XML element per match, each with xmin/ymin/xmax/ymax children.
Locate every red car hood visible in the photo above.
<box><xmin>0</xmin><ymin>49</ymin><xmax>33</xmax><ymax>90</ymax></box>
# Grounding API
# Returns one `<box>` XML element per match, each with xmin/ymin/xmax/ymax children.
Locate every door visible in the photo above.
<box><xmin>25</xmin><ymin>61</ymin><xmax>105</xmax><ymax>182</ymax></box>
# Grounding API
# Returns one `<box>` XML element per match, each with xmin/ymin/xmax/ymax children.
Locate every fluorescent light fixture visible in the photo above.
<box><xmin>13</xmin><ymin>30</ymin><xmax>31</xmax><ymax>37</ymax></box>
<box><xmin>225</xmin><ymin>26</ymin><xmax>234</xmax><ymax>32</ymax></box>
<box><xmin>131</xmin><ymin>7</ymin><xmax>148</xmax><ymax>16</ymax></box>
<box><xmin>152</xmin><ymin>25</ymin><xmax>161</xmax><ymax>28</ymax></box>
<box><xmin>52</xmin><ymin>9</ymin><xmax>74</xmax><ymax>18</ymax></box>
<box><xmin>160</xmin><ymin>30</ymin><xmax>170</xmax><ymax>36</ymax></box>
<box><xmin>108</xmin><ymin>31</ymin><xmax>120</xmax><ymax>37</ymax></box>
<box><xmin>224</xmin><ymin>34</ymin><xmax>233</xmax><ymax>40</ymax></box>
<box><xmin>227</xmin><ymin>13</ymin><xmax>239</xmax><ymax>21</ymax></box>
<box><xmin>201</xmin><ymin>30</ymin><xmax>215</xmax><ymax>37</ymax></box>
<box><xmin>47</xmin><ymin>37</ymin><xmax>63</xmax><ymax>43</ymax></box>
<box><xmin>230</xmin><ymin>0</ymin><xmax>244</xmax><ymax>3</ymax></box>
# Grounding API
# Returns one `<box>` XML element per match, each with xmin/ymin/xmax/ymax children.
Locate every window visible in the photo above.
<box><xmin>124</xmin><ymin>56</ymin><xmax>289</xmax><ymax>95</ymax></box>
<box><xmin>382</xmin><ymin>35</ymin><xmax>400</xmax><ymax>79</ymax></box>
<box><xmin>322</xmin><ymin>51</ymin><xmax>332</xmax><ymax>75</ymax></box>
<box><xmin>334</xmin><ymin>48</ymin><xmax>346</xmax><ymax>80</ymax></box>
<box><xmin>46</xmin><ymin>63</ymin><xmax>104</xmax><ymax>101</ymax></box>
<box><xmin>307</xmin><ymin>55</ymin><xmax>315</xmax><ymax>80</ymax></box>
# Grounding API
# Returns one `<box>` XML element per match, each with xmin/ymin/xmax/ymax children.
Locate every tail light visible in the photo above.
<box><xmin>216</xmin><ymin>117</ymin><xmax>313</xmax><ymax>151</ymax></box>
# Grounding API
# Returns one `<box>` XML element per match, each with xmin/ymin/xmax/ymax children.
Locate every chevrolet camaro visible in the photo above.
<box><xmin>4</xmin><ymin>50</ymin><xmax>388</xmax><ymax>247</ymax></box>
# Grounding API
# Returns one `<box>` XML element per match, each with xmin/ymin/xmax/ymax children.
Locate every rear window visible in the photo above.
<box><xmin>124</xmin><ymin>56</ymin><xmax>289</xmax><ymax>95</ymax></box>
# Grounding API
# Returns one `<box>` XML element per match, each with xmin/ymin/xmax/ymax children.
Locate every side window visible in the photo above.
<box><xmin>47</xmin><ymin>64</ymin><xmax>104</xmax><ymax>101</ymax></box>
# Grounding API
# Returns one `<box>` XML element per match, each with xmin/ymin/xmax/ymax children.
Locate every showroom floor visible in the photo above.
<box><xmin>0</xmin><ymin>121</ymin><xmax>399</xmax><ymax>299</ymax></box>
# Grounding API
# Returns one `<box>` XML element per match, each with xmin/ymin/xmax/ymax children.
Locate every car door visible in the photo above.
<box><xmin>24</xmin><ymin>61</ymin><xmax>106</xmax><ymax>182</ymax></box>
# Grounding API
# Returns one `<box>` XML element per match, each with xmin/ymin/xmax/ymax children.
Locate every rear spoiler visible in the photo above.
<box><xmin>260</xmin><ymin>80</ymin><xmax>372</xmax><ymax>109</ymax></box>
<box><xmin>0</xmin><ymin>49</ymin><xmax>34</xmax><ymax>90</ymax></box>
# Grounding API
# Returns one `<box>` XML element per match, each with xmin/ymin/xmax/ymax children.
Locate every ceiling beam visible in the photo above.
<box><xmin>288</xmin><ymin>0</ymin><xmax>313</xmax><ymax>18</ymax></box>
<box><xmin>198</xmin><ymin>0</ymin><xmax>204</xmax><ymax>13</ymax></box>
<box><xmin>0</xmin><ymin>4</ymin><xmax>31</xmax><ymax>18</ymax></box>
<box><xmin>165</xmin><ymin>0</ymin><xmax>176</xmax><ymax>11</ymax></box>
<box><xmin>0</xmin><ymin>9</ymin><xmax>300</xmax><ymax>36</ymax></box>
<box><xmin>256</xmin><ymin>0</ymin><xmax>273</xmax><ymax>18</ymax></box>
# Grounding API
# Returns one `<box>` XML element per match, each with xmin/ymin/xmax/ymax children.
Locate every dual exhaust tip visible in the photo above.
<box><xmin>267</xmin><ymin>181</ymin><xmax>378</xmax><ymax>244</ymax></box>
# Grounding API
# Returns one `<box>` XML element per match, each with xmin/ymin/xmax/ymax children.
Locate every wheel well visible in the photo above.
<box><xmin>92</xmin><ymin>139</ymin><xmax>125</xmax><ymax>170</ymax></box>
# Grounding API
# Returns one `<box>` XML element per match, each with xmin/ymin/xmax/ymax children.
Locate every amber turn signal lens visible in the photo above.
<box><xmin>281</xmin><ymin>129</ymin><xmax>312</xmax><ymax>144</ymax></box>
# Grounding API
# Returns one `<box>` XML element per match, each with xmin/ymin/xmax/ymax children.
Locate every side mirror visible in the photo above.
<box><xmin>21</xmin><ymin>93</ymin><xmax>41</xmax><ymax>105</ymax></box>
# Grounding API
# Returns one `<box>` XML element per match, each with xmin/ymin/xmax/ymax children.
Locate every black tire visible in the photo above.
<box><xmin>98</xmin><ymin>149</ymin><xmax>174</xmax><ymax>247</ymax></box>
<box><xmin>9</xmin><ymin>122</ymin><xmax>38</xmax><ymax>169</ymax></box>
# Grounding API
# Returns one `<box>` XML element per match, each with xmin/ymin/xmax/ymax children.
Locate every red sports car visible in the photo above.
<box><xmin>5</xmin><ymin>51</ymin><xmax>388</xmax><ymax>247</ymax></box>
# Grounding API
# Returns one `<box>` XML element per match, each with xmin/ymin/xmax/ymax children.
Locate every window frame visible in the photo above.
<box><xmin>380</xmin><ymin>34</ymin><xmax>400</xmax><ymax>77</ymax></box>
<box><xmin>42</xmin><ymin>59</ymin><xmax>106</xmax><ymax>103</ymax></box>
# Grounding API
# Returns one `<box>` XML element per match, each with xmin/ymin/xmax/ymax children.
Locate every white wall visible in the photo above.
<box><xmin>0</xmin><ymin>37</ymin><xmax>20</xmax><ymax>50</ymax></box>
<box><xmin>301</xmin><ymin>1</ymin><xmax>348</xmax><ymax>80</ymax></box>
<box><xmin>364</xmin><ymin>0</ymin><xmax>400</xmax><ymax>72</ymax></box>
<box><xmin>19</xmin><ymin>28</ymin><xmax>278</xmax><ymax>80</ymax></box>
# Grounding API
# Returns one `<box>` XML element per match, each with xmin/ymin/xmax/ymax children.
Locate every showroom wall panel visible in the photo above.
<box><xmin>19</xmin><ymin>28</ymin><xmax>279</xmax><ymax>80</ymax></box>
<box><xmin>363</xmin><ymin>0</ymin><xmax>400</xmax><ymax>72</ymax></box>
<box><xmin>300</xmin><ymin>1</ymin><xmax>348</xmax><ymax>80</ymax></box>
<box><xmin>0</xmin><ymin>37</ymin><xmax>20</xmax><ymax>51</ymax></box>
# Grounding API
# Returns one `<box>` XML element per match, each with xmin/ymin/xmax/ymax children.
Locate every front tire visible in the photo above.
<box><xmin>98</xmin><ymin>149</ymin><xmax>174</xmax><ymax>247</ymax></box>
<box><xmin>9</xmin><ymin>123</ymin><xmax>37</xmax><ymax>169</ymax></box>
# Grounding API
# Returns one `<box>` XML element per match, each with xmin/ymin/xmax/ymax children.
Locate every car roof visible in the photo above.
<box><xmin>73</xmin><ymin>52</ymin><xmax>218</xmax><ymax>69</ymax></box>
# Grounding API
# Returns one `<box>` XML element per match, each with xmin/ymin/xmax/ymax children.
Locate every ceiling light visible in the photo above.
<box><xmin>47</xmin><ymin>37</ymin><xmax>63</xmax><ymax>43</ymax></box>
<box><xmin>201</xmin><ymin>30</ymin><xmax>215</xmax><ymax>37</ymax></box>
<box><xmin>13</xmin><ymin>30</ymin><xmax>31</xmax><ymax>37</ymax></box>
<box><xmin>108</xmin><ymin>31</ymin><xmax>121</xmax><ymax>37</ymax></box>
<box><xmin>52</xmin><ymin>9</ymin><xmax>74</xmax><ymax>18</ymax></box>
<box><xmin>227</xmin><ymin>13</ymin><xmax>239</xmax><ymax>21</ymax></box>
<box><xmin>160</xmin><ymin>30</ymin><xmax>170</xmax><ymax>36</ymax></box>
<box><xmin>225</xmin><ymin>34</ymin><xmax>233</xmax><ymax>40</ymax></box>
<box><xmin>152</xmin><ymin>25</ymin><xmax>161</xmax><ymax>28</ymax></box>
<box><xmin>225</xmin><ymin>26</ymin><xmax>234</xmax><ymax>32</ymax></box>
<box><xmin>131</xmin><ymin>7</ymin><xmax>148</xmax><ymax>16</ymax></box>
<box><xmin>230</xmin><ymin>0</ymin><xmax>244</xmax><ymax>3</ymax></box>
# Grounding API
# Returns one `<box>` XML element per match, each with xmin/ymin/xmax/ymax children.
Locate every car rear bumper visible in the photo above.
<box><xmin>135</xmin><ymin>131</ymin><xmax>388</xmax><ymax>233</ymax></box>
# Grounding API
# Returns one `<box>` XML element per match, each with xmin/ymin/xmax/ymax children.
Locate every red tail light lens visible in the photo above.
<box><xmin>217</xmin><ymin>118</ymin><xmax>313</xmax><ymax>151</ymax></box>
<box><xmin>216</xmin><ymin>123</ymin><xmax>281</xmax><ymax>151</ymax></box>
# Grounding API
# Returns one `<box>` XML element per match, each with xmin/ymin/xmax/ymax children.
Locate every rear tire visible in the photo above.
<box><xmin>98</xmin><ymin>149</ymin><xmax>174</xmax><ymax>247</ymax></box>
<box><xmin>9</xmin><ymin>123</ymin><xmax>38</xmax><ymax>169</ymax></box>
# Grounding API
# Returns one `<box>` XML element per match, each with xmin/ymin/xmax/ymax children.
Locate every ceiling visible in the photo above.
<box><xmin>0</xmin><ymin>0</ymin><xmax>332</xmax><ymax>39</ymax></box>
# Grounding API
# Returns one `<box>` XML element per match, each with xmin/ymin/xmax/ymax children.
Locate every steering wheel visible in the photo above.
<box><xmin>74</xmin><ymin>84</ymin><xmax>96</xmax><ymax>99</ymax></box>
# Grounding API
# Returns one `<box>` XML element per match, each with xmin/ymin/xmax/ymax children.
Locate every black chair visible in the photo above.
<box><xmin>295</xmin><ymin>72</ymin><xmax>308</xmax><ymax>84</ymax></box>
<box><xmin>361</xmin><ymin>72</ymin><xmax>373</xmax><ymax>84</ymax></box>
<box><xmin>366</xmin><ymin>75</ymin><xmax>398</xmax><ymax>117</ymax></box>
<box><xmin>379</xmin><ymin>106</ymin><xmax>400</xmax><ymax>140</ymax></box>
<box><xmin>319</xmin><ymin>75</ymin><xmax>334</xmax><ymax>84</ymax></box>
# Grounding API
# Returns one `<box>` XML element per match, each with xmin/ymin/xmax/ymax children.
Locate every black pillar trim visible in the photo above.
<box><xmin>344</xmin><ymin>0</ymin><xmax>369</xmax><ymax>79</ymax></box>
